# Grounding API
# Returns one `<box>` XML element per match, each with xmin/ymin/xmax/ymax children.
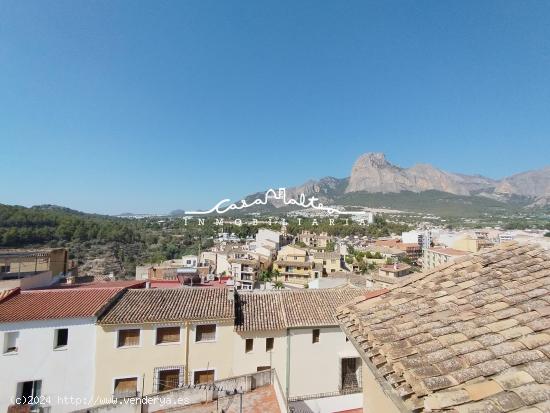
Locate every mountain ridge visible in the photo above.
<box><xmin>241</xmin><ymin>152</ymin><xmax>550</xmax><ymax>212</ymax></box>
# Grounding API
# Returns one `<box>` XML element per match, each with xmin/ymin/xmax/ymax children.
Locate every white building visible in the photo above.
<box><xmin>255</xmin><ymin>228</ymin><xmax>283</xmax><ymax>250</ymax></box>
<box><xmin>181</xmin><ymin>255</ymin><xmax>198</xmax><ymax>268</ymax></box>
<box><xmin>0</xmin><ymin>287</ymin><xmax>123</xmax><ymax>413</ymax></box>
<box><xmin>233</xmin><ymin>288</ymin><xmax>365</xmax><ymax>411</ymax></box>
<box><xmin>401</xmin><ymin>230</ymin><xmax>432</xmax><ymax>249</ymax></box>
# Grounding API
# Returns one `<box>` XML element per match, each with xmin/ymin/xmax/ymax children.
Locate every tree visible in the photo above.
<box><xmin>273</xmin><ymin>280</ymin><xmax>284</xmax><ymax>289</ymax></box>
<box><xmin>258</xmin><ymin>270</ymin><xmax>272</xmax><ymax>289</ymax></box>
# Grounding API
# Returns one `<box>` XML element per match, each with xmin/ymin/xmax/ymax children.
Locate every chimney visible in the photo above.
<box><xmin>227</xmin><ymin>286</ymin><xmax>235</xmax><ymax>301</ymax></box>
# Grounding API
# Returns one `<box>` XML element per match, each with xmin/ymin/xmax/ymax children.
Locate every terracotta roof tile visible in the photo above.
<box><xmin>235</xmin><ymin>286</ymin><xmax>367</xmax><ymax>331</ymax></box>
<box><xmin>0</xmin><ymin>288</ymin><xmax>122</xmax><ymax>322</ymax></box>
<box><xmin>337</xmin><ymin>242</ymin><xmax>550</xmax><ymax>412</ymax></box>
<box><xmin>99</xmin><ymin>287</ymin><xmax>234</xmax><ymax>324</ymax></box>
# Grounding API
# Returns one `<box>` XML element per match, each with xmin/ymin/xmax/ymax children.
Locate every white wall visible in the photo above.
<box><xmin>288</xmin><ymin>327</ymin><xmax>360</xmax><ymax>399</ymax></box>
<box><xmin>232</xmin><ymin>331</ymin><xmax>287</xmax><ymax>391</ymax></box>
<box><xmin>0</xmin><ymin>318</ymin><xmax>97</xmax><ymax>413</ymax></box>
<box><xmin>256</xmin><ymin>229</ymin><xmax>281</xmax><ymax>250</ymax></box>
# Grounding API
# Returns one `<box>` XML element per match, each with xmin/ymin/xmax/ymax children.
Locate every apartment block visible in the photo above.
<box><xmin>422</xmin><ymin>247</ymin><xmax>470</xmax><ymax>270</ymax></box>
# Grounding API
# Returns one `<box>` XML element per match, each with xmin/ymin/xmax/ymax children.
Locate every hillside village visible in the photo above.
<box><xmin>1</xmin><ymin>219</ymin><xmax>549</xmax><ymax>413</ymax></box>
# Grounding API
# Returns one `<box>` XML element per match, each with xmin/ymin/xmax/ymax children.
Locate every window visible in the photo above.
<box><xmin>113</xmin><ymin>377</ymin><xmax>138</xmax><ymax>398</ymax></box>
<box><xmin>3</xmin><ymin>331</ymin><xmax>19</xmax><ymax>354</ymax></box>
<box><xmin>0</xmin><ymin>264</ymin><xmax>10</xmax><ymax>273</ymax></box>
<box><xmin>195</xmin><ymin>324</ymin><xmax>216</xmax><ymax>342</ymax></box>
<box><xmin>245</xmin><ymin>338</ymin><xmax>254</xmax><ymax>353</ymax></box>
<box><xmin>266</xmin><ymin>337</ymin><xmax>274</xmax><ymax>352</ymax></box>
<box><xmin>117</xmin><ymin>329</ymin><xmax>140</xmax><ymax>347</ymax></box>
<box><xmin>340</xmin><ymin>358</ymin><xmax>361</xmax><ymax>391</ymax></box>
<box><xmin>156</xmin><ymin>327</ymin><xmax>180</xmax><ymax>344</ymax></box>
<box><xmin>312</xmin><ymin>329</ymin><xmax>320</xmax><ymax>344</ymax></box>
<box><xmin>156</xmin><ymin>368</ymin><xmax>182</xmax><ymax>391</ymax></box>
<box><xmin>193</xmin><ymin>369</ymin><xmax>214</xmax><ymax>384</ymax></box>
<box><xmin>16</xmin><ymin>380</ymin><xmax>42</xmax><ymax>404</ymax></box>
<box><xmin>54</xmin><ymin>328</ymin><xmax>68</xmax><ymax>349</ymax></box>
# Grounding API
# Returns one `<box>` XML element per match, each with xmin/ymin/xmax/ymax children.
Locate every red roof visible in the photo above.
<box><xmin>364</xmin><ymin>289</ymin><xmax>388</xmax><ymax>300</ymax></box>
<box><xmin>52</xmin><ymin>280</ymin><xmax>146</xmax><ymax>289</ymax></box>
<box><xmin>429</xmin><ymin>247</ymin><xmax>469</xmax><ymax>256</ymax></box>
<box><xmin>0</xmin><ymin>288</ymin><xmax>123</xmax><ymax>322</ymax></box>
<box><xmin>148</xmin><ymin>280</ymin><xmax>182</xmax><ymax>289</ymax></box>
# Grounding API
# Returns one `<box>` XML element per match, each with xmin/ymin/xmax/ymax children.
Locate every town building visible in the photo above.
<box><xmin>397</xmin><ymin>242</ymin><xmax>422</xmax><ymax>261</ymax></box>
<box><xmin>94</xmin><ymin>288</ymin><xmax>235</xmax><ymax>399</ymax></box>
<box><xmin>272</xmin><ymin>245</ymin><xmax>313</xmax><ymax>284</ymax></box>
<box><xmin>312</xmin><ymin>251</ymin><xmax>341</xmax><ymax>275</ymax></box>
<box><xmin>377</xmin><ymin>262</ymin><xmax>411</xmax><ymax>278</ymax></box>
<box><xmin>0</xmin><ymin>248</ymin><xmax>75</xmax><ymax>291</ymax></box>
<box><xmin>422</xmin><ymin>247</ymin><xmax>470</xmax><ymax>269</ymax></box>
<box><xmin>79</xmin><ymin>369</ymin><xmax>286</xmax><ymax>413</ymax></box>
<box><xmin>452</xmin><ymin>235</ymin><xmax>494</xmax><ymax>253</ymax></box>
<box><xmin>0</xmin><ymin>287</ymin><xmax>124</xmax><ymax>413</ymax></box>
<box><xmin>227</xmin><ymin>249</ymin><xmax>269</xmax><ymax>289</ymax></box>
<box><xmin>363</xmin><ymin>245</ymin><xmax>406</xmax><ymax>260</ymax></box>
<box><xmin>234</xmin><ymin>287</ymin><xmax>366</xmax><ymax>410</ymax></box>
<box><xmin>297</xmin><ymin>231</ymin><xmax>332</xmax><ymax>250</ymax></box>
<box><xmin>401</xmin><ymin>230</ymin><xmax>432</xmax><ymax>249</ymax></box>
<box><xmin>337</xmin><ymin>242</ymin><xmax>550</xmax><ymax>413</ymax></box>
<box><xmin>367</xmin><ymin>263</ymin><xmax>413</xmax><ymax>288</ymax></box>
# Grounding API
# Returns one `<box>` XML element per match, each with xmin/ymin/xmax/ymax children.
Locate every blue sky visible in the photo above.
<box><xmin>1</xmin><ymin>1</ymin><xmax>549</xmax><ymax>214</ymax></box>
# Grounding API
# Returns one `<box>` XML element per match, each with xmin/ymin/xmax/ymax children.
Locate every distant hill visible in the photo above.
<box><xmin>31</xmin><ymin>204</ymin><xmax>89</xmax><ymax>216</ymax></box>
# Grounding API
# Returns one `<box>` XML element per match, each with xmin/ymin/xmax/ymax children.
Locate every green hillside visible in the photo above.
<box><xmin>335</xmin><ymin>190</ymin><xmax>521</xmax><ymax>217</ymax></box>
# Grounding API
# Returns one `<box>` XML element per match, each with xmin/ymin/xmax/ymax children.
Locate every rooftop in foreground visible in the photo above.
<box><xmin>337</xmin><ymin>242</ymin><xmax>550</xmax><ymax>412</ymax></box>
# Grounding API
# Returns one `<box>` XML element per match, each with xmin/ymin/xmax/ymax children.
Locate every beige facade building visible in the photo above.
<box><xmin>313</xmin><ymin>251</ymin><xmax>341</xmax><ymax>275</ymax></box>
<box><xmin>92</xmin><ymin>285</ymin><xmax>366</xmax><ymax>409</ymax></box>
<box><xmin>0</xmin><ymin>248</ymin><xmax>73</xmax><ymax>291</ymax></box>
<box><xmin>452</xmin><ymin>235</ymin><xmax>493</xmax><ymax>253</ymax></box>
<box><xmin>94</xmin><ymin>288</ymin><xmax>235</xmax><ymax>398</ymax></box>
<box><xmin>0</xmin><ymin>248</ymin><xmax>69</xmax><ymax>277</ymax></box>
<box><xmin>297</xmin><ymin>231</ymin><xmax>331</xmax><ymax>250</ymax></box>
<box><xmin>273</xmin><ymin>245</ymin><xmax>313</xmax><ymax>284</ymax></box>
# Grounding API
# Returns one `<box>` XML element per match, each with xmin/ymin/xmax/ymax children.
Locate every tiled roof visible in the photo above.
<box><xmin>428</xmin><ymin>247</ymin><xmax>470</xmax><ymax>256</ymax></box>
<box><xmin>99</xmin><ymin>287</ymin><xmax>234</xmax><ymax>324</ymax></box>
<box><xmin>337</xmin><ymin>242</ymin><xmax>550</xmax><ymax>412</ymax></box>
<box><xmin>313</xmin><ymin>251</ymin><xmax>341</xmax><ymax>260</ymax></box>
<box><xmin>0</xmin><ymin>288</ymin><xmax>123</xmax><ymax>322</ymax></box>
<box><xmin>380</xmin><ymin>263</ymin><xmax>412</xmax><ymax>272</ymax></box>
<box><xmin>274</xmin><ymin>260</ymin><xmax>313</xmax><ymax>268</ymax></box>
<box><xmin>0</xmin><ymin>288</ymin><xmax>19</xmax><ymax>303</ymax></box>
<box><xmin>235</xmin><ymin>287</ymin><xmax>366</xmax><ymax>331</ymax></box>
<box><xmin>52</xmin><ymin>280</ymin><xmax>146</xmax><ymax>289</ymax></box>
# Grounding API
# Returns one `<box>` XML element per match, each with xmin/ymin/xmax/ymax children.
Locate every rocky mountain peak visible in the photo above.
<box><xmin>354</xmin><ymin>152</ymin><xmax>391</xmax><ymax>168</ymax></box>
